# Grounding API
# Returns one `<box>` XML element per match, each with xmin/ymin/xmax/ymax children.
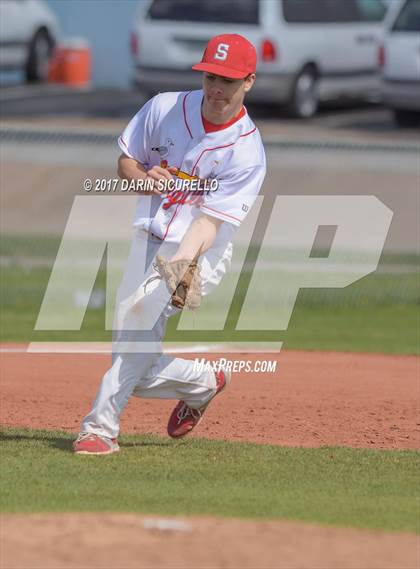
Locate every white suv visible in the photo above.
<box><xmin>0</xmin><ymin>0</ymin><xmax>59</xmax><ymax>82</ymax></box>
<box><xmin>380</xmin><ymin>0</ymin><xmax>420</xmax><ymax>127</ymax></box>
<box><xmin>131</xmin><ymin>0</ymin><xmax>388</xmax><ymax>118</ymax></box>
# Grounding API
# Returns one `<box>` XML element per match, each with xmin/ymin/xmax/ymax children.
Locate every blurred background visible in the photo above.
<box><xmin>0</xmin><ymin>0</ymin><xmax>419</xmax><ymax>353</ymax></box>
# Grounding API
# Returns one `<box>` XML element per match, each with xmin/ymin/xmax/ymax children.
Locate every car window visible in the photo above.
<box><xmin>392</xmin><ymin>0</ymin><xmax>420</xmax><ymax>32</ymax></box>
<box><xmin>282</xmin><ymin>0</ymin><xmax>329</xmax><ymax>22</ymax></box>
<box><xmin>148</xmin><ymin>0</ymin><xmax>259</xmax><ymax>24</ymax></box>
<box><xmin>355</xmin><ymin>0</ymin><xmax>387</xmax><ymax>22</ymax></box>
<box><xmin>282</xmin><ymin>0</ymin><xmax>361</xmax><ymax>23</ymax></box>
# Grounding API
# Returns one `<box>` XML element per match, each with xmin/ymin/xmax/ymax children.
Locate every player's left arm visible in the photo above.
<box><xmin>171</xmin><ymin>157</ymin><xmax>266</xmax><ymax>262</ymax></box>
<box><xmin>170</xmin><ymin>214</ymin><xmax>223</xmax><ymax>262</ymax></box>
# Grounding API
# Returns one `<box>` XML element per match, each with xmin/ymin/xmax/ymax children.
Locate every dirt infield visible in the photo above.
<box><xmin>1</xmin><ymin>347</ymin><xmax>419</xmax><ymax>449</ymax></box>
<box><xmin>1</xmin><ymin>513</ymin><xmax>418</xmax><ymax>569</ymax></box>
<box><xmin>1</xmin><ymin>347</ymin><xmax>419</xmax><ymax>568</ymax></box>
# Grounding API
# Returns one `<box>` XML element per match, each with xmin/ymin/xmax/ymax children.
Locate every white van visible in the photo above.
<box><xmin>131</xmin><ymin>0</ymin><xmax>388</xmax><ymax>117</ymax></box>
<box><xmin>380</xmin><ymin>0</ymin><xmax>420</xmax><ymax>127</ymax></box>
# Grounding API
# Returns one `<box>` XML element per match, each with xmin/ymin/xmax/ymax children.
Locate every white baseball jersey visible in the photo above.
<box><xmin>118</xmin><ymin>89</ymin><xmax>266</xmax><ymax>247</ymax></box>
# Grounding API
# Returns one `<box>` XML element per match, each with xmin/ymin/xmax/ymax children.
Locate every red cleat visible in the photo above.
<box><xmin>167</xmin><ymin>369</ymin><xmax>231</xmax><ymax>438</ymax></box>
<box><xmin>73</xmin><ymin>433</ymin><xmax>120</xmax><ymax>455</ymax></box>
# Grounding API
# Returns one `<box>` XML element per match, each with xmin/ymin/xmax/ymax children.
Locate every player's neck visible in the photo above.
<box><xmin>201</xmin><ymin>99</ymin><xmax>244</xmax><ymax>125</ymax></box>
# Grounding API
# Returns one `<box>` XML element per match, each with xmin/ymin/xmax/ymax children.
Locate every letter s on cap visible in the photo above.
<box><xmin>214</xmin><ymin>43</ymin><xmax>229</xmax><ymax>61</ymax></box>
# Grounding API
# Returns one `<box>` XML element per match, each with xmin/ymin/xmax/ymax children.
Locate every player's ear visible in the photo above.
<box><xmin>243</xmin><ymin>73</ymin><xmax>256</xmax><ymax>92</ymax></box>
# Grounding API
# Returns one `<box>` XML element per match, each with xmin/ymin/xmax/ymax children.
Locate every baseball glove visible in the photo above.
<box><xmin>153</xmin><ymin>255</ymin><xmax>202</xmax><ymax>310</ymax></box>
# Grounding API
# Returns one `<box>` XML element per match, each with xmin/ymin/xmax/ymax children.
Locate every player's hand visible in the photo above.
<box><xmin>167</xmin><ymin>166</ymin><xmax>179</xmax><ymax>176</ymax></box>
<box><xmin>146</xmin><ymin>165</ymin><xmax>175</xmax><ymax>195</ymax></box>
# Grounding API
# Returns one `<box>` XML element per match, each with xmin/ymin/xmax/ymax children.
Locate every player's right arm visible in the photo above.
<box><xmin>117</xmin><ymin>153</ymin><xmax>147</xmax><ymax>181</ymax></box>
<box><xmin>118</xmin><ymin>95</ymin><xmax>174</xmax><ymax>196</ymax></box>
<box><xmin>117</xmin><ymin>153</ymin><xmax>173</xmax><ymax>196</ymax></box>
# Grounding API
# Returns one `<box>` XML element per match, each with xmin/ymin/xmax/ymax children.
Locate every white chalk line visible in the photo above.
<box><xmin>0</xmin><ymin>342</ymin><xmax>283</xmax><ymax>354</ymax></box>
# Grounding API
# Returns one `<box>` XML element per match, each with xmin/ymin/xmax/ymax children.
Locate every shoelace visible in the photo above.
<box><xmin>176</xmin><ymin>403</ymin><xmax>202</xmax><ymax>425</ymax></box>
<box><xmin>76</xmin><ymin>432</ymin><xmax>97</xmax><ymax>442</ymax></box>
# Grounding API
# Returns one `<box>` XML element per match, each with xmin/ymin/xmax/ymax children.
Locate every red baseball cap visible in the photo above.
<box><xmin>192</xmin><ymin>34</ymin><xmax>257</xmax><ymax>79</ymax></box>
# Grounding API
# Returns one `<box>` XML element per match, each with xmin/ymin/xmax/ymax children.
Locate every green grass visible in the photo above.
<box><xmin>284</xmin><ymin>304</ymin><xmax>419</xmax><ymax>354</ymax></box>
<box><xmin>2</xmin><ymin>235</ymin><xmax>418</xmax><ymax>267</ymax></box>
<box><xmin>2</xmin><ymin>266</ymin><xmax>418</xmax><ymax>353</ymax></box>
<box><xmin>1</xmin><ymin>236</ymin><xmax>419</xmax><ymax>353</ymax></box>
<box><xmin>1</xmin><ymin>427</ymin><xmax>419</xmax><ymax>533</ymax></box>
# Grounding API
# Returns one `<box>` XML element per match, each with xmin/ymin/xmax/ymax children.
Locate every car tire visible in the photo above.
<box><xmin>393</xmin><ymin>109</ymin><xmax>420</xmax><ymax>128</ymax></box>
<box><xmin>25</xmin><ymin>29</ymin><xmax>53</xmax><ymax>83</ymax></box>
<box><xmin>286</xmin><ymin>66</ymin><xmax>319</xmax><ymax>119</ymax></box>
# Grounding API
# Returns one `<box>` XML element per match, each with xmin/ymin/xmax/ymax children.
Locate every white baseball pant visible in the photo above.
<box><xmin>81</xmin><ymin>230</ymin><xmax>232</xmax><ymax>439</ymax></box>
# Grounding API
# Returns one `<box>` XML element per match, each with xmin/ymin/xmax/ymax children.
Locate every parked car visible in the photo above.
<box><xmin>0</xmin><ymin>0</ymin><xmax>59</xmax><ymax>82</ymax></box>
<box><xmin>380</xmin><ymin>0</ymin><xmax>420</xmax><ymax>127</ymax></box>
<box><xmin>131</xmin><ymin>0</ymin><xmax>388</xmax><ymax>118</ymax></box>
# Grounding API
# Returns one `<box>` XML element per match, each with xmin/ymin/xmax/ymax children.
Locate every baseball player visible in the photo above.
<box><xmin>73</xmin><ymin>34</ymin><xmax>266</xmax><ymax>455</ymax></box>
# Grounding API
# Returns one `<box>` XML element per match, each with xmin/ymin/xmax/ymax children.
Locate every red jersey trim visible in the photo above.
<box><xmin>161</xmin><ymin>92</ymin><xmax>194</xmax><ymax>240</ymax></box>
<box><xmin>191</xmin><ymin>126</ymin><xmax>256</xmax><ymax>176</ymax></box>
<box><xmin>191</xmin><ymin>142</ymin><xmax>235</xmax><ymax>176</ymax></box>
<box><xmin>162</xmin><ymin>201</ymin><xmax>182</xmax><ymax>241</ymax></box>
<box><xmin>183</xmin><ymin>92</ymin><xmax>193</xmax><ymax>139</ymax></box>
<box><xmin>240</xmin><ymin>126</ymin><xmax>257</xmax><ymax>138</ymax></box>
<box><xmin>202</xmin><ymin>106</ymin><xmax>246</xmax><ymax>133</ymax></box>
<box><xmin>119</xmin><ymin>136</ymin><xmax>129</xmax><ymax>152</ymax></box>
<box><xmin>201</xmin><ymin>204</ymin><xmax>242</xmax><ymax>223</ymax></box>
